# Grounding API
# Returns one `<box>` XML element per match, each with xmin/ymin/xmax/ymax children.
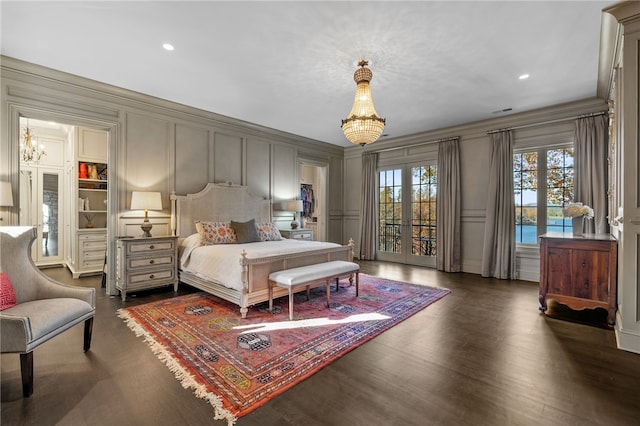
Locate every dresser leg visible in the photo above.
<box><xmin>538</xmin><ymin>293</ymin><xmax>547</xmax><ymax>312</ymax></box>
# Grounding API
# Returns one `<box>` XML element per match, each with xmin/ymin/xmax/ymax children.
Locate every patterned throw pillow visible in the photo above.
<box><xmin>195</xmin><ymin>221</ymin><xmax>237</xmax><ymax>245</ymax></box>
<box><xmin>0</xmin><ymin>272</ymin><xmax>17</xmax><ymax>311</ymax></box>
<box><xmin>256</xmin><ymin>222</ymin><xmax>282</xmax><ymax>241</ymax></box>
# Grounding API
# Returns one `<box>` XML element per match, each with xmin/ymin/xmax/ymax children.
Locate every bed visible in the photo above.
<box><xmin>170</xmin><ymin>183</ymin><xmax>353</xmax><ymax>318</ymax></box>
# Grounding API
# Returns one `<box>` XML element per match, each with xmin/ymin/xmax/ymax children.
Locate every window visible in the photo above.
<box><xmin>514</xmin><ymin>147</ymin><xmax>574</xmax><ymax>244</ymax></box>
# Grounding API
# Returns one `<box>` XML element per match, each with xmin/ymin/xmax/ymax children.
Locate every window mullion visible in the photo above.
<box><xmin>537</xmin><ymin>149</ymin><xmax>547</xmax><ymax>238</ymax></box>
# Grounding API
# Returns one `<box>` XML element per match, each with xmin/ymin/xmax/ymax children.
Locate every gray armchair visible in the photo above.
<box><xmin>0</xmin><ymin>226</ymin><xmax>95</xmax><ymax>397</ymax></box>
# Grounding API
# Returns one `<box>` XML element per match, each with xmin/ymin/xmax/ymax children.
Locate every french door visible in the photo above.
<box><xmin>377</xmin><ymin>163</ymin><xmax>437</xmax><ymax>267</ymax></box>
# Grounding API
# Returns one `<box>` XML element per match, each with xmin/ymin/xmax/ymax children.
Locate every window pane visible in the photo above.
<box><xmin>515</xmin><ymin>152</ymin><xmax>538</xmax><ymax>244</ymax></box>
<box><xmin>379</xmin><ymin>169</ymin><xmax>402</xmax><ymax>253</ymax></box>
<box><xmin>546</xmin><ymin>148</ymin><xmax>574</xmax><ymax>233</ymax></box>
<box><xmin>410</xmin><ymin>165</ymin><xmax>437</xmax><ymax>256</ymax></box>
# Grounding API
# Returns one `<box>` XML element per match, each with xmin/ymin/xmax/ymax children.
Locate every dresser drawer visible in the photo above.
<box><xmin>128</xmin><ymin>255</ymin><xmax>175</xmax><ymax>270</ymax></box>
<box><xmin>79</xmin><ymin>232</ymin><xmax>107</xmax><ymax>242</ymax></box>
<box><xmin>127</xmin><ymin>240</ymin><xmax>175</xmax><ymax>255</ymax></box>
<box><xmin>81</xmin><ymin>248</ymin><xmax>105</xmax><ymax>260</ymax></box>
<box><xmin>82</xmin><ymin>258</ymin><xmax>104</xmax><ymax>269</ymax></box>
<box><xmin>81</xmin><ymin>239</ymin><xmax>107</xmax><ymax>251</ymax></box>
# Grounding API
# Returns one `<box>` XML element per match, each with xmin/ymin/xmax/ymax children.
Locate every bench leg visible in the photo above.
<box><xmin>268</xmin><ymin>281</ymin><xmax>274</xmax><ymax>313</ymax></box>
<box><xmin>288</xmin><ymin>287</ymin><xmax>294</xmax><ymax>320</ymax></box>
<box><xmin>335</xmin><ymin>277</ymin><xmax>339</xmax><ymax>292</ymax></box>
<box><xmin>356</xmin><ymin>272</ymin><xmax>359</xmax><ymax>297</ymax></box>
<box><xmin>326</xmin><ymin>280</ymin><xmax>331</xmax><ymax>307</ymax></box>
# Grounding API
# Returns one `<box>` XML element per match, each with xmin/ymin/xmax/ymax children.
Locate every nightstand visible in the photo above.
<box><xmin>280</xmin><ymin>228</ymin><xmax>314</xmax><ymax>241</ymax></box>
<box><xmin>115</xmin><ymin>235</ymin><xmax>179</xmax><ymax>301</ymax></box>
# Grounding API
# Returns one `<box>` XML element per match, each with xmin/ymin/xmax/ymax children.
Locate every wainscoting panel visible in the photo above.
<box><xmin>272</xmin><ymin>144</ymin><xmax>296</xmax><ymax>200</ymax></box>
<box><xmin>175</xmin><ymin>124</ymin><xmax>210</xmax><ymax>195</ymax></box>
<box><xmin>343</xmin><ymin>154</ymin><xmax>362</xmax><ymax>216</ymax></box>
<box><xmin>213</xmin><ymin>132</ymin><xmax>243</xmax><ymax>185</ymax></box>
<box><xmin>246</xmin><ymin>138</ymin><xmax>271</xmax><ymax>200</ymax></box>
<box><xmin>124</xmin><ymin>112</ymin><xmax>172</xmax><ymax>193</ymax></box>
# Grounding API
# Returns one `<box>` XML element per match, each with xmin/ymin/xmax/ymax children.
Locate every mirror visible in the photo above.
<box><xmin>41</xmin><ymin>172</ymin><xmax>59</xmax><ymax>257</ymax></box>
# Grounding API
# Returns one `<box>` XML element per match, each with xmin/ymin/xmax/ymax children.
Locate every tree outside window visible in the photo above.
<box><xmin>514</xmin><ymin>147</ymin><xmax>574</xmax><ymax>244</ymax></box>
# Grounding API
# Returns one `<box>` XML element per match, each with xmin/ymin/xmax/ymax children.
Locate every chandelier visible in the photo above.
<box><xmin>20</xmin><ymin>121</ymin><xmax>46</xmax><ymax>163</ymax></box>
<box><xmin>341</xmin><ymin>60</ymin><xmax>386</xmax><ymax>146</ymax></box>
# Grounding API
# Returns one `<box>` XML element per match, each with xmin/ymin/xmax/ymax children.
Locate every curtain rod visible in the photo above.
<box><xmin>369</xmin><ymin>135</ymin><xmax>460</xmax><ymax>154</ymax></box>
<box><xmin>486</xmin><ymin>110</ymin><xmax>607</xmax><ymax>135</ymax></box>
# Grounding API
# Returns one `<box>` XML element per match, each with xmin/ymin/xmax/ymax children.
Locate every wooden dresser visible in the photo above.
<box><xmin>115</xmin><ymin>236</ymin><xmax>179</xmax><ymax>301</ymax></box>
<box><xmin>539</xmin><ymin>233</ymin><xmax>617</xmax><ymax>325</ymax></box>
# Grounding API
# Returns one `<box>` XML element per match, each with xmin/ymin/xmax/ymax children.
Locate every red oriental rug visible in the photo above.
<box><xmin>117</xmin><ymin>274</ymin><xmax>450</xmax><ymax>425</ymax></box>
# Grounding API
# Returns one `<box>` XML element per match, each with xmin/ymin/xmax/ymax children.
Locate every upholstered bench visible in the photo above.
<box><xmin>268</xmin><ymin>260</ymin><xmax>360</xmax><ymax>320</ymax></box>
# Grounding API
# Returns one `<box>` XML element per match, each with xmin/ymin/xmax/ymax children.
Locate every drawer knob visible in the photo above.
<box><xmin>149</xmin><ymin>245</ymin><xmax>155</xmax><ymax>249</ymax></box>
<box><xmin>149</xmin><ymin>274</ymin><xmax>155</xmax><ymax>279</ymax></box>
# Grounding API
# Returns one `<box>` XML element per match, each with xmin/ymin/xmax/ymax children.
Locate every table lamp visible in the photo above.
<box><xmin>130</xmin><ymin>191</ymin><xmax>162</xmax><ymax>237</ymax></box>
<box><xmin>286</xmin><ymin>199</ymin><xmax>304</xmax><ymax>229</ymax></box>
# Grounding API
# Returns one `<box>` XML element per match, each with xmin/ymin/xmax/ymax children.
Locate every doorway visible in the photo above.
<box><xmin>18</xmin><ymin>118</ymin><xmax>71</xmax><ymax>266</ymax></box>
<box><xmin>376</xmin><ymin>162</ymin><xmax>437</xmax><ymax>267</ymax></box>
<box><xmin>299</xmin><ymin>162</ymin><xmax>327</xmax><ymax>241</ymax></box>
<box><xmin>18</xmin><ymin>117</ymin><xmax>111</xmax><ymax>276</ymax></box>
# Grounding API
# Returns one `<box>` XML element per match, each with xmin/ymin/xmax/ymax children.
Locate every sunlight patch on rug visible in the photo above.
<box><xmin>117</xmin><ymin>274</ymin><xmax>450</xmax><ymax>425</ymax></box>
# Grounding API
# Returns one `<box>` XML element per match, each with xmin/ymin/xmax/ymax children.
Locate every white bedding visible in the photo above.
<box><xmin>179</xmin><ymin>234</ymin><xmax>342</xmax><ymax>291</ymax></box>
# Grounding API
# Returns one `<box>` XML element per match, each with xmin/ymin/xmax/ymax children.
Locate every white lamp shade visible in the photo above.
<box><xmin>130</xmin><ymin>191</ymin><xmax>162</xmax><ymax>211</ymax></box>
<box><xmin>286</xmin><ymin>199</ymin><xmax>303</xmax><ymax>213</ymax></box>
<box><xmin>0</xmin><ymin>181</ymin><xmax>14</xmax><ymax>207</ymax></box>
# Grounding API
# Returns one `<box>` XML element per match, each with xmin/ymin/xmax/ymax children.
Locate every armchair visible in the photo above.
<box><xmin>0</xmin><ymin>226</ymin><xmax>95</xmax><ymax>397</ymax></box>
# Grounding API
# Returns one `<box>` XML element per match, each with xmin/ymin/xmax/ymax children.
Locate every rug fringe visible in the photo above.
<box><xmin>117</xmin><ymin>309</ymin><xmax>237</xmax><ymax>426</ymax></box>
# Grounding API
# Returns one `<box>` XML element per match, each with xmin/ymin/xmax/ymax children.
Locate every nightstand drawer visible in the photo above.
<box><xmin>127</xmin><ymin>268</ymin><xmax>175</xmax><ymax>285</ymax></box>
<box><xmin>128</xmin><ymin>255</ymin><xmax>174</xmax><ymax>269</ymax></box>
<box><xmin>280</xmin><ymin>228</ymin><xmax>314</xmax><ymax>241</ymax></box>
<box><xmin>291</xmin><ymin>231</ymin><xmax>312</xmax><ymax>239</ymax></box>
<box><xmin>127</xmin><ymin>240</ymin><xmax>175</xmax><ymax>254</ymax></box>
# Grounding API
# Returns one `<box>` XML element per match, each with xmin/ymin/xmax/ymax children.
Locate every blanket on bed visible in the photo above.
<box><xmin>179</xmin><ymin>235</ymin><xmax>342</xmax><ymax>291</ymax></box>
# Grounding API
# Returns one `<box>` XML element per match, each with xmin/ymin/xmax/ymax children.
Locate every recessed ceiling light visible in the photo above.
<box><xmin>162</xmin><ymin>43</ymin><xmax>174</xmax><ymax>51</ymax></box>
<box><xmin>519</xmin><ymin>74</ymin><xmax>530</xmax><ymax>80</ymax></box>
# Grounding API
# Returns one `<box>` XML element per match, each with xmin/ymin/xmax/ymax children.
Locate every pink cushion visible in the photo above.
<box><xmin>0</xmin><ymin>272</ymin><xmax>17</xmax><ymax>310</ymax></box>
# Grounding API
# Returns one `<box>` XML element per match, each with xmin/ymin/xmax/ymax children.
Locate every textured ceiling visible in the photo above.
<box><xmin>1</xmin><ymin>1</ymin><xmax>612</xmax><ymax>147</ymax></box>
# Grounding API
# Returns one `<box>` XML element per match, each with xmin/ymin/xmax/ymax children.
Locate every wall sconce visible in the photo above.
<box><xmin>130</xmin><ymin>191</ymin><xmax>162</xmax><ymax>237</ymax></box>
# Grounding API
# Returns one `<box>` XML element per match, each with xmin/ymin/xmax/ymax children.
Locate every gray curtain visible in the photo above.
<box><xmin>574</xmin><ymin>115</ymin><xmax>608</xmax><ymax>234</ymax></box>
<box><xmin>436</xmin><ymin>138</ymin><xmax>461</xmax><ymax>272</ymax></box>
<box><xmin>481</xmin><ymin>130</ymin><xmax>516</xmax><ymax>279</ymax></box>
<box><xmin>359</xmin><ymin>152</ymin><xmax>378</xmax><ymax>260</ymax></box>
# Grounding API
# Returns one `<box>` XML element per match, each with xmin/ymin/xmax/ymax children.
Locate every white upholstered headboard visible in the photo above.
<box><xmin>171</xmin><ymin>183</ymin><xmax>271</xmax><ymax>237</ymax></box>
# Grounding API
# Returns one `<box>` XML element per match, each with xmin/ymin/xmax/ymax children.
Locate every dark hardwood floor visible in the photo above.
<box><xmin>2</xmin><ymin>261</ymin><xmax>639</xmax><ymax>426</ymax></box>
